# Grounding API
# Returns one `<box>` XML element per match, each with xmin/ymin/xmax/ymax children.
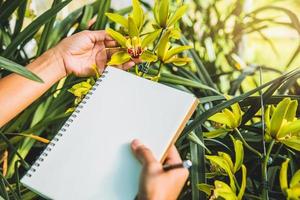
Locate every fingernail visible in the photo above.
<box><xmin>131</xmin><ymin>139</ymin><xmax>142</xmax><ymax>150</ymax></box>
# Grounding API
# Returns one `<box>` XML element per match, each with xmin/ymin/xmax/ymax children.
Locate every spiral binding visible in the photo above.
<box><xmin>26</xmin><ymin>70</ymin><xmax>109</xmax><ymax>178</ymax></box>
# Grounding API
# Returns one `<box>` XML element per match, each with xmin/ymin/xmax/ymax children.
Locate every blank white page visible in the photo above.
<box><xmin>21</xmin><ymin>66</ymin><xmax>198</xmax><ymax>200</ymax></box>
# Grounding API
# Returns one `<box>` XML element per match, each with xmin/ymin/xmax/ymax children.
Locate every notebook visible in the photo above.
<box><xmin>21</xmin><ymin>66</ymin><xmax>198</xmax><ymax>200</ymax></box>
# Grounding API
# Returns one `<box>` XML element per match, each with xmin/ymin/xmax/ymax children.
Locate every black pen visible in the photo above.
<box><xmin>163</xmin><ymin>160</ymin><xmax>192</xmax><ymax>171</ymax></box>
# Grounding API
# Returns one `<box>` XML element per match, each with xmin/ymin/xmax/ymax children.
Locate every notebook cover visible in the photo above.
<box><xmin>21</xmin><ymin>66</ymin><xmax>198</xmax><ymax>200</ymax></box>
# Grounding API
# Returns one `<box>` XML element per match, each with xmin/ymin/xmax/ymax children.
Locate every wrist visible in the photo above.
<box><xmin>45</xmin><ymin>48</ymin><xmax>67</xmax><ymax>78</ymax></box>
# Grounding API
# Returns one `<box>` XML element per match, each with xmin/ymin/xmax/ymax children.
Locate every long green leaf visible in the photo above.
<box><xmin>2</xmin><ymin>0</ymin><xmax>72</xmax><ymax>58</ymax></box>
<box><xmin>0</xmin><ymin>0</ymin><xmax>26</xmax><ymax>23</ymax></box>
<box><xmin>93</xmin><ymin>0</ymin><xmax>111</xmax><ymax>30</ymax></box>
<box><xmin>0</xmin><ymin>56</ymin><xmax>43</xmax><ymax>82</ymax></box>
<box><xmin>183</xmin><ymin>69</ymin><xmax>300</xmax><ymax>134</ymax></box>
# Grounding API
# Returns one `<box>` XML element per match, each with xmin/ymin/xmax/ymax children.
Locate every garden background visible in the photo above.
<box><xmin>0</xmin><ymin>0</ymin><xmax>300</xmax><ymax>199</ymax></box>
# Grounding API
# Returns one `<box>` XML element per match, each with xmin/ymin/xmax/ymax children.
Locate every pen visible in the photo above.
<box><xmin>163</xmin><ymin>160</ymin><xmax>192</xmax><ymax>171</ymax></box>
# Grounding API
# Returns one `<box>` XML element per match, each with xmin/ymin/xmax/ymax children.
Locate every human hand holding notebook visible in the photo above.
<box><xmin>21</xmin><ymin>66</ymin><xmax>198</xmax><ymax>199</ymax></box>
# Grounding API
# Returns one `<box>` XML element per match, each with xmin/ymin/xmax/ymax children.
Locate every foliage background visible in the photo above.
<box><xmin>0</xmin><ymin>0</ymin><xmax>300</xmax><ymax>199</ymax></box>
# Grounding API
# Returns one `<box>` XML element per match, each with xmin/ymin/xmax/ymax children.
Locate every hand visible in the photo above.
<box><xmin>52</xmin><ymin>30</ymin><xmax>136</xmax><ymax>77</ymax></box>
<box><xmin>131</xmin><ymin>139</ymin><xmax>189</xmax><ymax>200</ymax></box>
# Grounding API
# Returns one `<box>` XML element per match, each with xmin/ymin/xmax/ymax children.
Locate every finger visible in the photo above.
<box><xmin>84</xmin><ymin>30</ymin><xmax>106</xmax><ymax>43</ymax></box>
<box><xmin>105</xmin><ymin>47</ymin><xmax>124</xmax><ymax>59</ymax></box>
<box><xmin>96</xmin><ymin>48</ymin><xmax>108</xmax><ymax>74</ymax></box>
<box><xmin>104</xmin><ymin>40</ymin><xmax>119</xmax><ymax>48</ymax></box>
<box><xmin>164</xmin><ymin>145</ymin><xmax>183</xmax><ymax>165</ymax></box>
<box><xmin>131</xmin><ymin>139</ymin><xmax>157</xmax><ymax>165</ymax></box>
<box><xmin>122</xmin><ymin>61</ymin><xmax>136</xmax><ymax>70</ymax></box>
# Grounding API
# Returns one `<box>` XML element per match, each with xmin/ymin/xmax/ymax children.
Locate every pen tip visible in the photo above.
<box><xmin>183</xmin><ymin>160</ymin><xmax>192</xmax><ymax>169</ymax></box>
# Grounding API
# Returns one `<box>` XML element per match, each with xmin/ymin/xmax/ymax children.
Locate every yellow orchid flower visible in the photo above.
<box><xmin>280</xmin><ymin>159</ymin><xmax>300</xmax><ymax>200</ymax></box>
<box><xmin>198</xmin><ymin>165</ymin><xmax>247</xmax><ymax>200</ymax></box>
<box><xmin>105</xmin><ymin>0</ymin><xmax>144</xmax><ymax>32</ymax></box>
<box><xmin>265</xmin><ymin>98</ymin><xmax>300</xmax><ymax>151</ymax></box>
<box><xmin>204</xmin><ymin>97</ymin><xmax>242</xmax><ymax>138</ymax></box>
<box><xmin>153</xmin><ymin>0</ymin><xmax>188</xmax><ymax>29</ymax></box>
<box><xmin>106</xmin><ymin>28</ymin><xmax>160</xmax><ymax>66</ymax></box>
<box><xmin>205</xmin><ymin>137</ymin><xmax>244</xmax><ymax>193</ymax></box>
<box><xmin>156</xmin><ymin>30</ymin><xmax>192</xmax><ymax>66</ymax></box>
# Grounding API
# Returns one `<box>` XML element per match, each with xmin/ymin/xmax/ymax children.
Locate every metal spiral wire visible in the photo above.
<box><xmin>26</xmin><ymin>70</ymin><xmax>108</xmax><ymax>177</ymax></box>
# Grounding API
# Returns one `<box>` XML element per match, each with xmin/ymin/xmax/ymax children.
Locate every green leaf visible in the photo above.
<box><xmin>270</xmin><ymin>98</ymin><xmax>291</xmax><ymax>138</ymax></box>
<box><xmin>197</xmin><ymin>184</ymin><xmax>214</xmax><ymax>195</ymax></box>
<box><xmin>237</xmin><ymin>165</ymin><xmax>247</xmax><ymax>200</ymax></box>
<box><xmin>0</xmin><ymin>0</ymin><xmax>26</xmax><ymax>23</ymax></box>
<box><xmin>188</xmin><ymin>132</ymin><xmax>211</xmax><ymax>154</ymax></box>
<box><xmin>2</xmin><ymin>0</ymin><xmax>72</xmax><ymax>58</ymax></box>
<box><xmin>94</xmin><ymin>0</ymin><xmax>111</xmax><ymax>30</ymax></box>
<box><xmin>132</xmin><ymin>0</ymin><xmax>144</xmax><ymax>30</ymax></box>
<box><xmin>165</xmin><ymin>46</ymin><xmax>192</xmax><ymax>61</ymax></box>
<box><xmin>140</xmin><ymin>50</ymin><xmax>157</xmax><ymax>62</ymax></box>
<box><xmin>290</xmin><ymin>169</ymin><xmax>300</xmax><ymax>188</ymax></box>
<box><xmin>108</xmin><ymin>51</ymin><xmax>131</xmax><ymax>65</ymax></box>
<box><xmin>105</xmin><ymin>13</ymin><xmax>128</xmax><ymax>29</ymax></box>
<box><xmin>203</xmin><ymin>129</ymin><xmax>229</xmax><ymax>139</ymax></box>
<box><xmin>141</xmin><ymin>29</ymin><xmax>162</xmax><ymax>48</ymax></box>
<box><xmin>167</xmin><ymin>5</ymin><xmax>188</xmax><ymax>27</ymax></box>
<box><xmin>128</xmin><ymin>16</ymin><xmax>139</xmax><ymax>37</ymax></box>
<box><xmin>0</xmin><ymin>56</ymin><xmax>43</xmax><ymax>82</ymax></box>
<box><xmin>280</xmin><ymin>159</ymin><xmax>290</xmax><ymax>194</ymax></box>
<box><xmin>106</xmin><ymin>28</ymin><xmax>127</xmax><ymax>47</ymax></box>
<box><xmin>79</xmin><ymin>5</ymin><xmax>94</xmax><ymax>30</ymax></box>
<box><xmin>158</xmin><ymin>0</ymin><xmax>169</xmax><ymax>27</ymax></box>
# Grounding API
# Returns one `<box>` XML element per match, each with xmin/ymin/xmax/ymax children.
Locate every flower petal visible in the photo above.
<box><xmin>209</xmin><ymin>112</ymin><xmax>233</xmax><ymax>128</ymax></box>
<box><xmin>167</xmin><ymin>5</ymin><xmax>188</xmax><ymax>27</ymax></box>
<box><xmin>287</xmin><ymin>185</ymin><xmax>300</xmax><ymax>200</ymax></box>
<box><xmin>140</xmin><ymin>50</ymin><xmax>158</xmax><ymax>62</ymax></box>
<box><xmin>218</xmin><ymin>152</ymin><xmax>234</xmax><ymax>173</ymax></box>
<box><xmin>290</xmin><ymin>169</ymin><xmax>300</xmax><ymax>188</ymax></box>
<box><xmin>141</xmin><ymin>29</ymin><xmax>162</xmax><ymax>48</ymax></box>
<box><xmin>203</xmin><ymin>129</ymin><xmax>230</xmax><ymax>139</ymax></box>
<box><xmin>237</xmin><ymin>165</ymin><xmax>247</xmax><ymax>200</ymax></box>
<box><xmin>158</xmin><ymin>0</ymin><xmax>169</xmax><ymax>27</ymax></box>
<box><xmin>281</xmin><ymin>137</ymin><xmax>300</xmax><ymax>151</ymax></box>
<box><xmin>286</xmin><ymin>100</ymin><xmax>298</xmax><ymax>122</ymax></box>
<box><xmin>231</xmin><ymin>136</ymin><xmax>244</xmax><ymax>173</ymax></box>
<box><xmin>197</xmin><ymin>184</ymin><xmax>214</xmax><ymax>195</ymax></box>
<box><xmin>106</xmin><ymin>28</ymin><xmax>127</xmax><ymax>47</ymax></box>
<box><xmin>280</xmin><ymin>159</ymin><xmax>290</xmax><ymax>194</ymax></box>
<box><xmin>105</xmin><ymin>13</ymin><xmax>128</xmax><ymax>28</ymax></box>
<box><xmin>214</xmin><ymin>180</ymin><xmax>237</xmax><ymax>200</ymax></box>
<box><xmin>224</xmin><ymin>108</ymin><xmax>237</xmax><ymax>128</ymax></box>
<box><xmin>270</xmin><ymin>98</ymin><xmax>291</xmax><ymax>138</ymax></box>
<box><xmin>108</xmin><ymin>51</ymin><xmax>131</xmax><ymax>65</ymax></box>
<box><xmin>128</xmin><ymin>16</ymin><xmax>139</xmax><ymax>37</ymax></box>
<box><xmin>157</xmin><ymin>30</ymin><xmax>171</xmax><ymax>60</ymax></box>
<box><xmin>132</xmin><ymin>0</ymin><xmax>144</xmax><ymax>30</ymax></box>
<box><xmin>165</xmin><ymin>57</ymin><xmax>192</xmax><ymax>66</ymax></box>
<box><xmin>165</xmin><ymin>46</ymin><xmax>192</xmax><ymax>61</ymax></box>
<box><xmin>278</xmin><ymin>119</ymin><xmax>300</xmax><ymax>139</ymax></box>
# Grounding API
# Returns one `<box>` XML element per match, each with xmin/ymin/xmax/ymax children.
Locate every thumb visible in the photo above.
<box><xmin>131</xmin><ymin>139</ymin><xmax>157</xmax><ymax>165</ymax></box>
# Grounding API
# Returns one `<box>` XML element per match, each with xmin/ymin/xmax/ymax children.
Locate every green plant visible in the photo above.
<box><xmin>0</xmin><ymin>0</ymin><xmax>299</xmax><ymax>200</ymax></box>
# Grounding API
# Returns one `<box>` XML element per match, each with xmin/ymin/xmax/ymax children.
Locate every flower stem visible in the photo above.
<box><xmin>234</xmin><ymin>128</ymin><xmax>263</xmax><ymax>158</ymax></box>
<box><xmin>261</xmin><ymin>139</ymin><xmax>275</xmax><ymax>200</ymax></box>
<box><xmin>141</xmin><ymin>29</ymin><xmax>165</xmax><ymax>77</ymax></box>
